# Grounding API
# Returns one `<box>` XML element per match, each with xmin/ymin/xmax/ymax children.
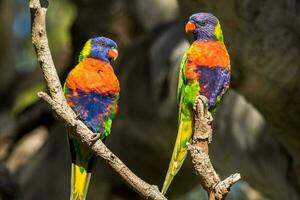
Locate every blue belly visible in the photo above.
<box><xmin>65</xmin><ymin>88</ymin><xmax>115</xmax><ymax>133</ymax></box>
<box><xmin>194</xmin><ymin>66</ymin><xmax>230</xmax><ymax>107</ymax></box>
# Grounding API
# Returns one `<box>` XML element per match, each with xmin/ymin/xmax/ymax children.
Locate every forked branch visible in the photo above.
<box><xmin>188</xmin><ymin>95</ymin><xmax>241</xmax><ymax>200</ymax></box>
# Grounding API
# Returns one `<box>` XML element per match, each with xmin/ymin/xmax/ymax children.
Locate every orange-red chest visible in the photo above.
<box><xmin>185</xmin><ymin>41</ymin><xmax>230</xmax><ymax>80</ymax></box>
<box><xmin>66</xmin><ymin>58</ymin><xmax>120</xmax><ymax>94</ymax></box>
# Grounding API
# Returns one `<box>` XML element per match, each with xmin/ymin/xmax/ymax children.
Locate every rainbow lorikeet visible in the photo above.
<box><xmin>161</xmin><ymin>13</ymin><xmax>231</xmax><ymax>194</ymax></box>
<box><xmin>64</xmin><ymin>37</ymin><xmax>120</xmax><ymax>200</ymax></box>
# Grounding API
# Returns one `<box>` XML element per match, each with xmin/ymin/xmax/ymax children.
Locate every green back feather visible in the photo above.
<box><xmin>79</xmin><ymin>39</ymin><xmax>92</xmax><ymax>62</ymax></box>
<box><xmin>214</xmin><ymin>21</ymin><xmax>224</xmax><ymax>42</ymax></box>
<box><xmin>177</xmin><ymin>53</ymin><xmax>187</xmax><ymax>103</ymax></box>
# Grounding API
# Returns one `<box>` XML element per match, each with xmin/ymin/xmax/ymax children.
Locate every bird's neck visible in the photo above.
<box><xmin>80</xmin><ymin>58</ymin><xmax>111</xmax><ymax>71</ymax></box>
<box><xmin>194</xmin><ymin>35</ymin><xmax>217</xmax><ymax>42</ymax></box>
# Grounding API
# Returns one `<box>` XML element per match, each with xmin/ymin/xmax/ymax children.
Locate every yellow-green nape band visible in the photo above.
<box><xmin>79</xmin><ymin>39</ymin><xmax>92</xmax><ymax>62</ymax></box>
<box><xmin>214</xmin><ymin>21</ymin><xmax>224</xmax><ymax>42</ymax></box>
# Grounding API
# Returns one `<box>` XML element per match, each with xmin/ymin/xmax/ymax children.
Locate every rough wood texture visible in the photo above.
<box><xmin>188</xmin><ymin>95</ymin><xmax>241</xmax><ymax>200</ymax></box>
<box><xmin>29</xmin><ymin>0</ymin><xmax>166</xmax><ymax>199</ymax></box>
<box><xmin>29</xmin><ymin>0</ymin><xmax>65</xmax><ymax>105</ymax></box>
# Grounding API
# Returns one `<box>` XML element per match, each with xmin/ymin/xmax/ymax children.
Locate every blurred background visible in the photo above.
<box><xmin>0</xmin><ymin>0</ymin><xmax>300</xmax><ymax>199</ymax></box>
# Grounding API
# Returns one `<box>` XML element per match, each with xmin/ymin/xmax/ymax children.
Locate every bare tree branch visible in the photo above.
<box><xmin>37</xmin><ymin>92</ymin><xmax>165</xmax><ymax>200</ymax></box>
<box><xmin>188</xmin><ymin>95</ymin><xmax>241</xmax><ymax>200</ymax></box>
<box><xmin>29</xmin><ymin>0</ymin><xmax>166</xmax><ymax>199</ymax></box>
<box><xmin>29</xmin><ymin>0</ymin><xmax>241</xmax><ymax>199</ymax></box>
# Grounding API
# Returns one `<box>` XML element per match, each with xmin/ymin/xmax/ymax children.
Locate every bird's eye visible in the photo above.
<box><xmin>100</xmin><ymin>42</ymin><xmax>107</xmax><ymax>46</ymax></box>
<box><xmin>199</xmin><ymin>21</ymin><xmax>207</xmax><ymax>26</ymax></box>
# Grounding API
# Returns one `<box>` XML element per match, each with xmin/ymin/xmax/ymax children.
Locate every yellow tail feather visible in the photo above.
<box><xmin>70</xmin><ymin>163</ymin><xmax>91</xmax><ymax>200</ymax></box>
<box><xmin>162</xmin><ymin>120</ymin><xmax>192</xmax><ymax>194</ymax></box>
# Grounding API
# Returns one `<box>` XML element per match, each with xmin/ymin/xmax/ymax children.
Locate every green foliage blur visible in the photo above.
<box><xmin>0</xmin><ymin>0</ymin><xmax>76</xmax><ymax>114</ymax></box>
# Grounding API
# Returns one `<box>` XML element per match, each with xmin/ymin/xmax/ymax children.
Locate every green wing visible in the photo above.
<box><xmin>177</xmin><ymin>52</ymin><xmax>188</xmax><ymax>125</ymax></box>
<box><xmin>63</xmin><ymin>82</ymin><xmax>66</xmax><ymax>94</ymax></box>
<box><xmin>177</xmin><ymin>53</ymin><xmax>187</xmax><ymax>104</ymax></box>
<box><xmin>103</xmin><ymin>93</ymin><xmax>119</xmax><ymax>138</ymax></box>
<box><xmin>162</xmin><ymin>52</ymin><xmax>191</xmax><ymax>194</ymax></box>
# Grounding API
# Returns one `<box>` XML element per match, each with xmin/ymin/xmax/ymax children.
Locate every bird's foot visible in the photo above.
<box><xmin>193</xmin><ymin>95</ymin><xmax>209</xmax><ymax>112</ymax></box>
<box><xmin>89</xmin><ymin>133</ymin><xmax>101</xmax><ymax>146</ymax></box>
<box><xmin>74</xmin><ymin>113</ymin><xmax>81</xmax><ymax>120</ymax></box>
<box><xmin>193</xmin><ymin>95</ymin><xmax>208</xmax><ymax>111</ymax></box>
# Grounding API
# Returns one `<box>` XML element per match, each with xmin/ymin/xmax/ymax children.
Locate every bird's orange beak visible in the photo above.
<box><xmin>108</xmin><ymin>48</ymin><xmax>118</xmax><ymax>60</ymax></box>
<box><xmin>185</xmin><ymin>21</ymin><xmax>196</xmax><ymax>33</ymax></box>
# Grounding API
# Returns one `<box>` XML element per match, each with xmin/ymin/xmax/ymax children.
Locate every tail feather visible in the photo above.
<box><xmin>161</xmin><ymin>120</ymin><xmax>192</xmax><ymax>194</ymax></box>
<box><xmin>69</xmin><ymin>137</ymin><xmax>94</xmax><ymax>200</ymax></box>
<box><xmin>70</xmin><ymin>163</ymin><xmax>92</xmax><ymax>200</ymax></box>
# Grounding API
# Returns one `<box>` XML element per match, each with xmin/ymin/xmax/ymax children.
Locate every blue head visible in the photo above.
<box><xmin>185</xmin><ymin>13</ymin><xmax>224</xmax><ymax>42</ymax></box>
<box><xmin>79</xmin><ymin>36</ymin><xmax>118</xmax><ymax>63</ymax></box>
